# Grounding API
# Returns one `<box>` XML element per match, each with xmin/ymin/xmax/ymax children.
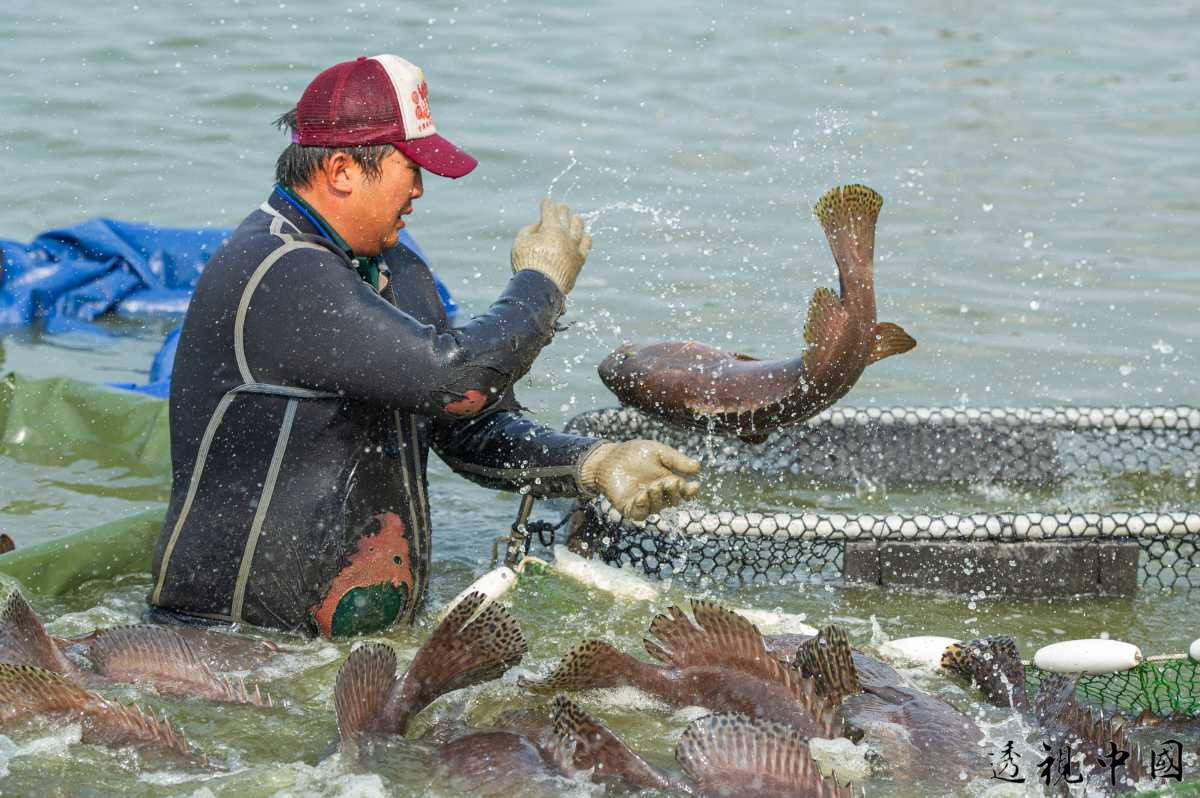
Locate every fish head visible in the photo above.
<box><xmin>598</xmin><ymin>343</ymin><xmax>637</xmax><ymax>385</ymax></box>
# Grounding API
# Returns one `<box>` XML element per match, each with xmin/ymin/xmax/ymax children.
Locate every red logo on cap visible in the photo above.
<box><xmin>411</xmin><ymin>81</ymin><xmax>432</xmax><ymax>132</ymax></box>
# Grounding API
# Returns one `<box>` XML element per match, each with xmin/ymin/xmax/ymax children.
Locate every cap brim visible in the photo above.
<box><xmin>395</xmin><ymin>133</ymin><xmax>477</xmax><ymax>179</ymax></box>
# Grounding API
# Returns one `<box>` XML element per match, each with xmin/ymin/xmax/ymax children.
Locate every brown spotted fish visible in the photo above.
<box><xmin>795</xmin><ymin>625</ymin><xmax>988</xmax><ymax>790</ymax></box>
<box><xmin>334</xmin><ymin>591</ymin><xmax>528</xmax><ymax>745</ymax></box>
<box><xmin>553</xmin><ymin>696</ymin><xmax>850</xmax><ymax>798</ymax></box>
<box><xmin>599</xmin><ymin>185</ymin><xmax>915</xmax><ymax>443</ymax></box>
<box><xmin>335</xmin><ymin>592</ymin><xmax>566</xmax><ymax>794</ymax></box>
<box><xmin>943</xmin><ymin>635</ymin><xmax>1148</xmax><ymax>793</ymax></box>
<box><xmin>521</xmin><ymin>600</ymin><xmax>840</xmax><ymax>739</ymax></box>
<box><xmin>0</xmin><ymin>662</ymin><xmax>205</xmax><ymax>764</ymax></box>
<box><xmin>0</xmin><ymin>589</ymin><xmax>274</xmax><ymax>707</ymax></box>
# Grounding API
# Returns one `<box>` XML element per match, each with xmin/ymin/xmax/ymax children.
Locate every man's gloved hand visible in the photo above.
<box><xmin>579</xmin><ymin>440</ymin><xmax>701</xmax><ymax>522</ymax></box>
<box><xmin>511</xmin><ymin>197</ymin><xmax>592</xmax><ymax>295</ymax></box>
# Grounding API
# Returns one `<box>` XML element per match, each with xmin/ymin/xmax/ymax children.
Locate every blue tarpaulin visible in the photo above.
<box><xmin>0</xmin><ymin>218</ymin><xmax>454</xmax><ymax>336</ymax></box>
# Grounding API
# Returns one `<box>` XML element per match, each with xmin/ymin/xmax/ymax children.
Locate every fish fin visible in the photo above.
<box><xmin>552</xmin><ymin>695</ymin><xmax>674</xmax><ymax>790</ymax></box>
<box><xmin>520</xmin><ymin>640</ymin><xmax>642</xmax><ymax>694</ymax></box>
<box><xmin>650</xmin><ymin>601</ymin><xmax>842</xmax><ymax>738</ymax></box>
<box><xmin>0</xmin><ymin>534</ymin><xmax>14</xmax><ymax>554</ymax></box>
<box><xmin>387</xmin><ymin>592</ymin><xmax>526</xmax><ymax>732</ymax></box>
<box><xmin>803</xmin><ymin>287</ymin><xmax>846</xmax><ymax>348</ymax></box>
<box><xmin>940</xmin><ymin>635</ymin><xmax>1027</xmax><ymax>711</ymax></box>
<box><xmin>793</xmin><ymin>625</ymin><xmax>862</xmax><ymax>705</ymax></box>
<box><xmin>87</xmin><ymin>625</ymin><xmax>272</xmax><ymax>707</ymax></box>
<box><xmin>738</xmin><ymin>433</ymin><xmax>770</xmax><ymax>445</ymax></box>
<box><xmin>1033</xmin><ymin>672</ymin><xmax>1079</xmax><ymax>726</ymax></box>
<box><xmin>676</xmin><ymin>713</ymin><xmax>850</xmax><ymax>798</ymax></box>
<box><xmin>335</xmin><ymin>643</ymin><xmax>397</xmax><ymax>748</ymax></box>
<box><xmin>0</xmin><ymin>590</ymin><xmax>75</xmax><ymax>673</ymax></box>
<box><xmin>813</xmin><ymin>185</ymin><xmax>883</xmax><ymax>294</ymax></box>
<box><xmin>866</xmin><ymin>322</ymin><xmax>916</xmax><ymax>365</ymax></box>
<box><xmin>802</xmin><ymin>287</ymin><xmax>849</xmax><ymax>375</ymax></box>
<box><xmin>647</xmin><ymin>601</ymin><xmax>769</xmax><ymax>671</ymax></box>
<box><xmin>0</xmin><ymin>663</ymin><xmax>203</xmax><ymax>764</ymax></box>
<box><xmin>1034</xmin><ymin>674</ymin><xmax>1146</xmax><ymax>783</ymax></box>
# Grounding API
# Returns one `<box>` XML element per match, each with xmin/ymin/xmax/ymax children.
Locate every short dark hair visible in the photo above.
<box><xmin>273</xmin><ymin>108</ymin><xmax>395</xmax><ymax>189</ymax></box>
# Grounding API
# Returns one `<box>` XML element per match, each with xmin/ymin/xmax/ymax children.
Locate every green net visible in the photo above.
<box><xmin>1026</xmin><ymin>658</ymin><xmax>1200</xmax><ymax>719</ymax></box>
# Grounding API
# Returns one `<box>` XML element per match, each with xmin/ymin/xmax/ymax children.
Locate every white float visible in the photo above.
<box><xmin>877</xmin><ymin>636</ymin><xmax>960</xmax><ymax>669</ymax></box>
<box><xmin>1190</xmin><ymin>638</ymin><xmax>1200</xmax><ymax>662</ymax></box>
<box><xmin>552</xmin><ymin>545</ymin><xmax>662</xmax><ymax>601</ymax></box>
<box><xmin>1033</xmin><ymin>639</ymin><xmax>1142</xmax><ymax>675</ymax></box>
<box><xmin>439</xmin><ymin>565</ymin><xmax>519</xmax><ymax>620</ymax></box>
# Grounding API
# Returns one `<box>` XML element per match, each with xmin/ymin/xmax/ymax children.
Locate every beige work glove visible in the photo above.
<box><xmin>579</xmin><ymin>440</ymin><xmax>701</xmax><ymax>522</ymax></box>
<box><xmin>511</xmin><ymin>197</ymin><xmax>592</xmax><ymax>295</ymax></box>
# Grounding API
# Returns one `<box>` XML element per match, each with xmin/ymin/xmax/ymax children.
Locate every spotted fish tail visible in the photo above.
<box><xmin>385</xmin><ymin>591</ymin><xmax>527</xmax><ymax>733</ymax></box>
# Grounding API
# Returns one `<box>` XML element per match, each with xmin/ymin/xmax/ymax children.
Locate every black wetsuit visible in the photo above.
<box><xmin>149</xmin><ymin>190</ymin><xmax>601</xmax><ymax>637</ymax></box>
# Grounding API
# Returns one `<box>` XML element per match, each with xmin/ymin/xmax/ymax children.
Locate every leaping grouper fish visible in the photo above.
<box><xmin>521</xmin><ymin>600</ymin><xmax>840</xmax><ymax>739</ymax></box>
<box><xmin>0</xmin><ymin>589</ymin><xmax>274</xmax><ymax>707</ymax></box>
<box><xmin>598</xmin><ymin>185</ymin><xmax>916</xmax><ymax>443</ymax></box>
<box><xmin>942</xmin><ymin>635</ymin><xmax>1147</xmax><ymax>793</ymax></box>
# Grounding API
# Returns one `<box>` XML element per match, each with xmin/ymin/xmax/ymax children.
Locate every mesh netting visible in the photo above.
<box><xmin>565</xmin><ymin>405</ymin><xmax>1200</xmax><ymax>485</ymax></box>
<box><xmin>562</xmin><ymin>405</ymin><xmax>1200</xmax><ymax>593</ymax></box>
<box><xmin>560</xmin><ymin>404</ymin><xmax>1200</xmax><ymax>717</ymax></box>
<box><xmin>1026</xmin><ymin>658</ymin><xmax>1200</xmax><ymax>718</ymax></box>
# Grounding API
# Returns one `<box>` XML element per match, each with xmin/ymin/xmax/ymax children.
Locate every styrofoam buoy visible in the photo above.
<box><xmin>1033</xmin><ymin>639</ymin><xmax>1142</xmax><ymax>675</ymax></box>
<box><xmin>877</xmin><ymin>636</ymin><xmax>960</xmax><ymax>669</ymax></box>
<box><xmin>439</xmin><ymin>565</ymin><xmax>518</xmax><ymax>620</ymax></box>
<box><xmin>552</xmin><ymin>545</ymin><xmax>661</xmax><ymax>601</ymax></box>
<box><xmin>1191</xmin><ymin>638</ymin><xmax>1200</xmax><ymax>662</ymax></box>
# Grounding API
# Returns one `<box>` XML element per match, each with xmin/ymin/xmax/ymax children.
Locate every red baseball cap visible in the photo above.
<box><xmin>295</xmin><ymin>55</ymin><xmax>477</xmax><ymax>179</ymax></box>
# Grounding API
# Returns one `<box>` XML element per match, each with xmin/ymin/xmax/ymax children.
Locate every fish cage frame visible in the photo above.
<box><xmin>561</xmin><ymin>405</ymin><xmax>1200</xmax><ymax>597</ymax></box>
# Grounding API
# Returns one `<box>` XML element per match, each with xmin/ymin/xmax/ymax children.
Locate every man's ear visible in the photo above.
<box><xmin>321</xmin><ymin>152</ymin><xmax>358</xmax><ymax>195</ymax></box>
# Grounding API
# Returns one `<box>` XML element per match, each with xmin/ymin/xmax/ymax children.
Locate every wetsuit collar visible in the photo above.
<box><xmin>272</xmin><ymin>184</ymin><xmax>383</xmax><ymax>290</ymax></box>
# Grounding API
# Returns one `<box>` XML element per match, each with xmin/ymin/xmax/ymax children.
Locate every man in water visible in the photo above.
<box><xmin>149</xmin><ymin>55</ymin><xmax>700</xmax><ymax>637</ymax></box>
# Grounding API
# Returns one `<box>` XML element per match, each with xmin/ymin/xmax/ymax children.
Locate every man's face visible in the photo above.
<box><xmin>347</xmin><ymin>149</ymin><xmax>424</xmax><ymax>256</ymax></box>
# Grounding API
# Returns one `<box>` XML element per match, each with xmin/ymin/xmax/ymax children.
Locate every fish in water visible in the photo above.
<box><xmin>943</xmin><ymin>635</ymin><xmax>1147</xmax><ymax>792</ymax></box>
<box><xmin>0</xmin><ymin>589</ymin><xmax>274</xmax><ymax>706</ymax></box>
<box><xmin>553</xmin><ymin>697</ymin><xmax>850</xmax><ymax>798</ymax></box>
<box><xmin>791</xmin><ymin>625</ymin><xmax>989</xmax><ymax>791</ymax></box>
<box><xmin>0</xmin><ymin>533</ymin><xmax>14</xmax><ymax>554</ymax></box>
<box><xmin>598</xmin><ymin>185</ymin><xmax>915</xmax><ymax>443</ymax></box>
<box><xmin>334</xmin><ymin>591</ymin><xmax>528</xmax><ymax>744</ymax></box>
<box><xmin>0</xmin><ymin>662</ymin><xmax>205</xmax><ymax>764</ymax></box>
<box><xmin>335</xmin><ymin>594</ymin><xmax>849</xmax><ymax>796</ymax></box>
<box><xmin>521</xmin><ymin>600</ymin><xmax>840</xmax><ymax>739</ymax></box>
<box><xmin>335</xmin><ymin>591</ymin><xmax>574</xmax><ymax>795</ymax></box>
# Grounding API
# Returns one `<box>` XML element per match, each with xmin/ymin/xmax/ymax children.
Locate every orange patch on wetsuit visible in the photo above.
<box><xmin>310</xmin><ymin>512</ymin><xmax>415</xmax><ymax>637</ymax></box>
<box><xmin>444</xmin><ymin>389</ymin><xmax>487</xmax><ymax>416</ymax></box>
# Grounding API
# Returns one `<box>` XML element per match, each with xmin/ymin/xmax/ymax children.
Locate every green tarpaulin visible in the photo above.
<box><xmin>0</xmin><ymin>373</ymin><xmax>169</xmax><ymax>594</ymax></box>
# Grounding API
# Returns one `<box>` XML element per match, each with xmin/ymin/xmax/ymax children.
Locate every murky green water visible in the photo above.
<box><xmin>1</xmin><ymin>0</ymin><xmax>1198</xmax><ymax>795</ymax></box>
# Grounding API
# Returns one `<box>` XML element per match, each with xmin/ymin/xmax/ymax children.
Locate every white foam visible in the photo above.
<box><xmin>732</xmin><ymin>607</ymin><xmax>817</xmax><ymax>636</ymax></box>
<box><xmin>808</xmin><ymin>736</ymin><xmax>871</xmax><ymax>783</ymax></box>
